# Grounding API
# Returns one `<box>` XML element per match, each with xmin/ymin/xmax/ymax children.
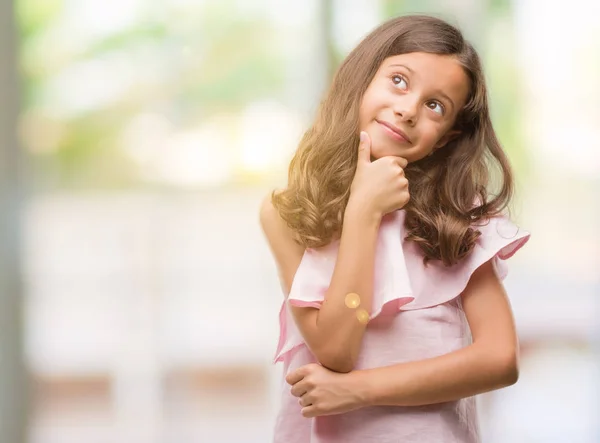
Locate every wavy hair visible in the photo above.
<box><xmin>272</xmin><ymin>15</ymin><xmax>514</xmax><ymax>266</ymax></box>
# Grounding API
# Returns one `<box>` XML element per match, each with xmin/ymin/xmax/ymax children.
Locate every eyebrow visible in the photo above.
<box><xmin>387</xmin><ymin>63</ymin><xmax>456</xmax><ymax>112</ymax></box>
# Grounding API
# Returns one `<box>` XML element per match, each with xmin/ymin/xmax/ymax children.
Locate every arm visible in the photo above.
<box><xmin>260</xmin><ymin>193</ymin><xmax>381</xmax><ymax>373</ymax></box>
<box><xmin>355</xmin><ymin>259</ymin><xmax>519</xmax><ymax>406</ymax></box>
<box><xmin>259</xmin><ymin>193</ymin><xmax>305</xmax><ymax>297</ymax></box>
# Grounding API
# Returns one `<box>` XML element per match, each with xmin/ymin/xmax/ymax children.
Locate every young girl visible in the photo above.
<box><xmin>260</xmin><ymin>14</ymin><xmax>530</xmax><ymax>443</ymax></box>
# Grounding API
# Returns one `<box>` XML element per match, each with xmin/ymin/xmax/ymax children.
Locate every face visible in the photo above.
<box><xmin>359</xmin><ymin>52</ymin><xmax>470</xmax><ymax>163</ymax></box>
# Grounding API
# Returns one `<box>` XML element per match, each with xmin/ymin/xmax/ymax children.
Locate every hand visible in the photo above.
<box><xmin>349</xmin><ymin>131</ymin><xmax>409</xmax><ymax>217</ymax></box>
<box><xmin>286</xmin><ymin>363</ymin><xmax>368</xmax><ymax>418</ymax></box>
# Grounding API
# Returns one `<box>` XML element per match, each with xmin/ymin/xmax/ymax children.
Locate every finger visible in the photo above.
<box><xmin>301</xmin><ymin>406</ymin><xmax>318</xmax><ymax>418</ymax></box>
<box><xmin>290</xmin><ymin>380</ymin><xmax>308</xmax><ymax>398</ymax></box>
<box><xmin>301</xmin><ymin>405</ymin><xmax>328</xmax><ymax>418</ymax></box>
<box><xmin>298</xmin><ymin>394</ymin><xmax>312</xmax><ymax>407</ymax></box>
<box><xmin>285</xmin><ymin>367</ymin><xmax>306</xmax><ymax>386</ymax></box>
<box><xmin>393</xmin><ymin>156</ymin><xmax>408</xmax><ymax>169</ymax></box>
<box><xmin>357</xmin><ymin>131</ymin><xmax>371</xmax><ymax>164</ymax></box>
<box><xmin>376</xmin><ymin>155</ymin><xmax>407</xmax><ymax>170</ymax></box>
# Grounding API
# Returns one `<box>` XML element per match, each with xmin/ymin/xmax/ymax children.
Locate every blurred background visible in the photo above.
<box><xmin>1</xmin><ymin>0</ymin><xmax>599</xmax><ymax>442</ymax></box>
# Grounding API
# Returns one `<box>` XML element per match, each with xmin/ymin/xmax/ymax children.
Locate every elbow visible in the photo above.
<box><xmin>314</xmin><ymin>348</ymin><xmax>356</xmax><ymax>373</ymax></box>
<box><xmin>321</xmin><ymin>359</ymin><xmax>355</xmax><ymax>374</ymax></box>
<box><xmin>476</xmin><ymin>342</ymin><xmax>519</xmax><ymax>388</ymax></box>
<box><xmin>497</xmin><ymin>349</ymin><xmax>519</xmax><ymax>386</ymax></box>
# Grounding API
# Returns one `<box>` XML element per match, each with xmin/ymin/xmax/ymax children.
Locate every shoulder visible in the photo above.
<box><xmin>259</xmin><ymin>191</ymin><xmax>295</xmax><ymax>244</ymax></box>
<box><xmin>259</xmin><ymin>191</ymin><xmax>305</xmax><ymax>294</ymax></box>
<box><xmin>259</xmin><ymin>191</ymin><xmax>281</xmax><ymax>228</ymax></box>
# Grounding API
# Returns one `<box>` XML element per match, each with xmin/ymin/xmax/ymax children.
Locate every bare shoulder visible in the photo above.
<box><xmin>259</xmin><ymin>192</ymin><xmax>305</xmax><ymax>295</ymax></box>
<box><xmin>259</xmin><ymin>191</ymin><xmax>297</xmax><ymax>247</ymax></box>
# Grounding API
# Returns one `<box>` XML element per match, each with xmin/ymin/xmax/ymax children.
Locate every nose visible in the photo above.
<box><xmin>393</xmin><ymin>97</ymin><xmax>419</xmax><ymax>125</ymax></box>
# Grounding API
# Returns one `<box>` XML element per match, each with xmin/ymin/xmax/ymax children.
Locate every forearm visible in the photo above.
<box><xmin>314</xmin><ymin>201</ymin><xmax>381</xmax><ymax>370</ymax></box>
<box><xmin>356</xmin><ymin>342</ymin><xmax>519</xmax><ymax>407</ymax></box>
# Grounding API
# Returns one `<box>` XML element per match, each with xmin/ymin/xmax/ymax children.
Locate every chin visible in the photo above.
<box><xmin>369</xmin><ymin>149</ymin><xmax>389</xmax><ymax>161</ymax></box>
<box><xmin>370</xmin><ymin>143</ymin><xmax>405</xmax><ymax>160</ymax></box>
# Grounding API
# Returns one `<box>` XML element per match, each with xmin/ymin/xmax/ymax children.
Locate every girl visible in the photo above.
<box><xmin>260</xmin><ymin>14</ymin><xmax>530</xmax><ymax>443</ymax></box>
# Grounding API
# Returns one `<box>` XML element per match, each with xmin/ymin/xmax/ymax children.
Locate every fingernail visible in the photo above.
<box><xmin>360</xmin><ymin>131</ymin><xmax>366</xmax><ymax>142</ymax></box>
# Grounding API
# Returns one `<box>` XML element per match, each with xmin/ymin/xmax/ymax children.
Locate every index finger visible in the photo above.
<box><xmin>376</xmin><ymin>155</ymin><xmax>408</xmax><ymax>169</ymax></box>
<box><xmin>394</xmin><ymin>157</ymin><xmax>408</xmax><ymax>169</ymax></box>
<box><xmin>285</xmin><ymin>366</ymin><xmax>307</xmax><ymax>385</ymax></box>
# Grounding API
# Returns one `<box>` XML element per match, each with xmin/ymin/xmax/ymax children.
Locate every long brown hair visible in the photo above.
<box><xmin>272</xmin><ymin>15</ymin><xmax>514</xmax><ymax>266</ymax></box>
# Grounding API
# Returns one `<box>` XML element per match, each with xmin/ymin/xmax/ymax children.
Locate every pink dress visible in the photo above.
<box><xmin>272</xmin><ymin>210</ymin><xmax>530</xmax><ymax>443</ymax></box>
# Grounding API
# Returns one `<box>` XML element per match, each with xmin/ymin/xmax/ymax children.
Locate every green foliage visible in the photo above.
<box><xmin>17</xmin><ymin>0</ymin><xmax>285</xmax><ymax>189</ymax></box>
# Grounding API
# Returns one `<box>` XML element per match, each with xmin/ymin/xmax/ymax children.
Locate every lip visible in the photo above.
<box><xmin>376</xmin><ymin>120</ymin><xmax>411</xmax><ymax>143</ymax></box>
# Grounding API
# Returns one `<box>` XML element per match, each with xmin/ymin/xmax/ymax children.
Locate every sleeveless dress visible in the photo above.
<box><xmin>272</xmin><ymin>210</ymin><xmax>530</xmax><ymax>443</ymax></box>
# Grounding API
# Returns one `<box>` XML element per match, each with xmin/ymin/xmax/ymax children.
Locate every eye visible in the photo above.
<box><xmin>427</xmin><ymin>101</ymin><xmax>445</xmax><ymax>115</ymax></box>
<box><xmin>391</xmin><ymin>74</ymin><xmax>408</xmax><ymax>91</ymax></box>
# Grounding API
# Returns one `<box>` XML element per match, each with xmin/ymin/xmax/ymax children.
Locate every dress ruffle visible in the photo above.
<box><xmin>274</xmin><ymin>210</ymin><xmax>530</xmax><ymax>363</ymax></box>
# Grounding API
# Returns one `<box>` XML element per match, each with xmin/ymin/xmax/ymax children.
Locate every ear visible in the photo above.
<box><xmin>433</xmin><ymin>129</ymin><xmax>461</xmax><ymax>150</ymax></box>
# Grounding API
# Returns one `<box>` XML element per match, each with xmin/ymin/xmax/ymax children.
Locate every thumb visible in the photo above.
<box><xmin>357</xmin><ymin>131</ymin><xmax>371</xmax><ymax>164</ymax></box>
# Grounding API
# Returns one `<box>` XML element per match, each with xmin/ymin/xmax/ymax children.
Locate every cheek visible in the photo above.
<box><xmin>359</xmin><ymin>86</ymin><xmax>387</xmax><ymax>118</ymax></box>
<box><xmin>419</xmin><ymin>123</ymin><xmax>446</xmax><ymax>147</ymax></box>
<box><xmin>358</xmin><ymin>94</ymin><xmax>375</xmax><ymax>123</ymax></box>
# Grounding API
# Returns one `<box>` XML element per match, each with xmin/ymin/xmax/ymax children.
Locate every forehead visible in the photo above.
<box><xmin>379</xmin><ymin>52</ymin><xmax>469</xmax><ymax>105</ymax></box>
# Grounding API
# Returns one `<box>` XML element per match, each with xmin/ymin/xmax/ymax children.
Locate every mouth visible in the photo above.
<box><xmin>376</xmin><ymin>120</ymin><xmax>411</xmax><ymax>144</ymax></box>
